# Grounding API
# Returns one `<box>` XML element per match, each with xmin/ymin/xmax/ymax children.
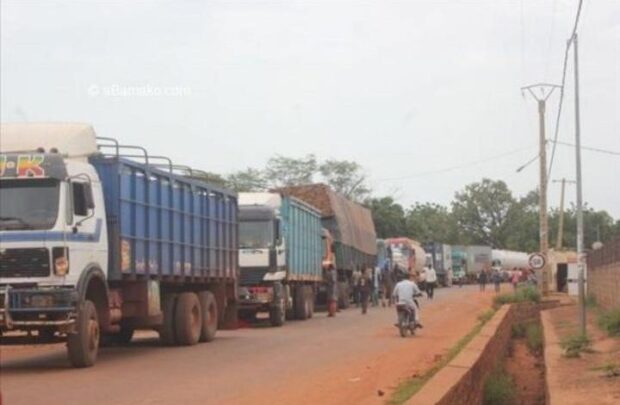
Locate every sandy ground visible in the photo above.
<box><xmin>0</xmin><ymin>285</ymin><xmax>494</xmax><ymax>405</ymax></box>
<box><xmin>544</xmin><ymin>301</ymin><xmax>620</xmax><ymax>405</ymax></box>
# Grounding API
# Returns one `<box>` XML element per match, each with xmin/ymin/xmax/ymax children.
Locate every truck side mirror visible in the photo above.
<box><xmin>274</xmin><ymin>219</ymin><xmax>281</xmax><ymax>244</ymax></box>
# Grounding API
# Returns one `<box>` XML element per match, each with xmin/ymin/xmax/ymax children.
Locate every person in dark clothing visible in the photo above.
<box><xmin>360</xmin><ymin>267</ymin><xmax>372</xmax><ymax>314</ymax></box>
<box><xmin>478</xmin><ymin>270</ymin><xmax>488</xmax><ymax>292</ymax></box>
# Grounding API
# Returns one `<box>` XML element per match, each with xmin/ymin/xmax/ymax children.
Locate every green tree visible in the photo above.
<box><xmin>451</xmin><ymin>179</ymin><xmax>516</xmax><ymax>248</ymax></box>
<box><xmin>226</xmin><ymin>168</ymin><xmax>267</xmax><ymax>192</ymax></box>
<box><xmin>264</xmin><ymin>154</ymin><xmax>317</xmax><ymax>187</ymax></box>
<box><xmin>366</xmin><ymin>197</ymin><xmax>406</xmax><ymax>238</ymax></box>
<box><xmin>405</xmin><ymin>202</ymin><xmax>460</xmax><ymax>244</ymax></box>
<box><xmin>319</xmin><ymin>159</ymin><xmax>370</xmax><ymax>202</ymax></box>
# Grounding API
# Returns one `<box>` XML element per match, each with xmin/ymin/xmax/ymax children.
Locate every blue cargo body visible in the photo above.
<box><xmin>91</xmin><ymin>157</ymin><xmax>238</xmax><ymax>282</ymax></box>
<box><xmin>281</xmin><ymin>196</ymin><xmax>322</xmax><ymax>282</ymax></box>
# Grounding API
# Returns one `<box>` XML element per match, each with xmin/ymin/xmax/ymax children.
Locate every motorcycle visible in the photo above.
<box><xmin>395</xmin><ymin>295</ymin><xmax>422</xmax><ymax>337</ymax></box>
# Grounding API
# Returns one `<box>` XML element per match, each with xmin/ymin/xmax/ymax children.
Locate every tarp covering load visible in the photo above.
<box><xmin>274</xmin><ymin>184</ymin><xmax>377</xmax><ymax>256</ymax></box>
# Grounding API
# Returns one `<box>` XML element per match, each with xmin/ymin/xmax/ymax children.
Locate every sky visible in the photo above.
<box><xmin>1</xmin><ymin>0</ymin><xmax>619</xmax><ymax>218</ymax></box>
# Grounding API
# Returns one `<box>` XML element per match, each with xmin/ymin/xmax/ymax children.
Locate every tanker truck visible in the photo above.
<box><xmin>0</xmin><ymin>123</ymin><xmax>238</xmax><ymax>367</ymax></box>
<box><xmin>491</xmin><ymin>250</ymin><xmax>529</xmax><ymax>272</ymax></box>
<box><xmin>275</xmin><ymin>184</ymin><xmax>377</xmax><ymax>309</ymax></box>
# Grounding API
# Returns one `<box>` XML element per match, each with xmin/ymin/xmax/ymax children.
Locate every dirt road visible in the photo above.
<box><xmin>1</xmin><ymin>286</ymin><xmax>493</xmax><ymax>405</ymax></box>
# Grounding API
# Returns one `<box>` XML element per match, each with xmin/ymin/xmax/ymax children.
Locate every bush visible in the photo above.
<box><xmin>525</xmin><ymin>323</ymin><xmax>543</xmax><ymax>353</ymax></box>
<box><xmin>494</xmin><ymin>286</ymin><xmax>541</xmax><ymax>307</ymax></box>
<box><xmin>483</xmin><ymin>370</ymin><xmax>516</xmax><ymax>405</ymax></box>
<box><xmin>597</xmin><ymin>309</ymin><xmax>620</xmax><ymax>337</ymax></box>
<box><xmin>560</xmin><ymin>333</ymin><xmax>591</xmax><ymax>358</ymax></box>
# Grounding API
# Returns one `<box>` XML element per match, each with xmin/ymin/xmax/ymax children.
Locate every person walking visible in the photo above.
<box><xmin>478</xmin><ymin>269</ymin><xmax>488</xmax><ymax>292</ymax></box>
<box><xmin>360</xmin><ymin>267</ymin><xmax>372</xmax><ymax>314</ymax></box>
<box><xmin>491</xmin><ymin>269</ymin><xmax>502</xmax><ymax>293</ymax></box>
<box><xmin>511</xmin><ymin>269</ymin><xmax>520</xmax><ymax>291</ymax></box>
<box><xmin>325</xmin><ymin>266</ymin><xmax>338</xmax><ymax>317</ymax></box>
<box><xmin>424</xmin><ymin>264</ymin><xmax>437</xmax><ymax>299</ymax></box>
<box><xmin>352</xmin><ymin>268</ymin><xmax>362</xmax><ymax>307</ymax></box>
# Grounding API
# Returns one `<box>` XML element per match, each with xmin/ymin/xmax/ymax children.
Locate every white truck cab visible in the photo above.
<box><xmin>0</xmin><ymin>123</ymin><xmax>108</xmax><ymax>365</ymax></box>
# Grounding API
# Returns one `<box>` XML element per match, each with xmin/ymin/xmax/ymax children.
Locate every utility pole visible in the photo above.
<box><xmin>522</xmin><ymin>83</ymin><xmax>561</xmax><ymax>296</ymax></box>
<box><xmin>552</xmin><ymin>178</ymin><xmax>576</xmax><ymax>250</ymax></box>
<box><xmin>572</xmin><ymin>32</ymin><xmax>586</xmax><ymax>336</ymax></box>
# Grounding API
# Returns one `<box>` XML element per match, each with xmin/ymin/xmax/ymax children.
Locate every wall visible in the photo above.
<box><xmin>409</xmin><ymin>302</ymin><xmax>550</xmax><ymax>405</ymax></box>
<box><xmin>588</xmin><ymin>238</ymin><xmax>620</xmax><ymax>311</ymax></box>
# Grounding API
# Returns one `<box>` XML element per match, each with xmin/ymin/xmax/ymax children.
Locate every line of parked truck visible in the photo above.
<box><xmin>0</xmin><ymin>123</ymin><xmax>380</xmax><ymax>367</ymax></box>
<box><xmin>0</xmin><ymin>123</ymin><xmax>531</xmax><ymax>368</ymax></box>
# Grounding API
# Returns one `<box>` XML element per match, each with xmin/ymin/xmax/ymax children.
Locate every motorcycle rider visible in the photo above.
<box><xmin>391</xmin><ymin>270</ymin><xmax>424</xmax><ymax>329</ymax></box>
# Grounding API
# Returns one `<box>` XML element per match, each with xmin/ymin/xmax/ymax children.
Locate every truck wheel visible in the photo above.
<box><xmin>175</xmin><ymin>292</ymin><xmax>202</xmax><ymax>346</ymax></box>
<box><xmin>294</xmin><ymin>287</ymin><xmax>308</xmax><ymax>320</ymax></box>
<box><xmin>269</xmin><ymin>299</ymin><xmax>285</xmax><ymax>327</ymax></box>
<box><xmin>159</xmin><ymin>293</ymin><xmax>177</xmax><ymax>346</ymax></box>
<box><xmin>67</xmin><ymin>300</ymin><xmax>100</xmax><ymax>368</ymax></box>
<box><xmin>198</xmin><ymin>291</ymin><xmax>218</xmax><ymax>342</ymax></box>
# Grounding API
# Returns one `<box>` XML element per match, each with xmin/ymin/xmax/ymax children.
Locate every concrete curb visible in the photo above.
<box><xmin>540</xmin><ymin>309</ymin><xmax>563</xmax><ymax>405</ymax></box>
<box><xmin>408</xmin><ymin>305</ymin><xmax>512</xmax><ymax>405</ymax></box>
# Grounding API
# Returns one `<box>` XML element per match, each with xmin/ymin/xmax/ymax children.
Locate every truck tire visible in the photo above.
<box><xmin>175</xmin><ymin>292</ymin><xmax>202</xmax><ymax>346</ymax></box>
<box><xmin>198</xmin><ymin>291</ymin><xmax>218</xmax><ymax>342</ymax></box>
<box><xmin>269</xmin><ymin>298</ymin><xmax>285</xmax><ymax>327</ymax></box>
<box><xmin>294</xmin><ymin>286</ymin><xmax>308</xmax><ymax>320</ymax></box>
<box><xmin>159</xmin><ymin>293</ymin><xmax>177</xmax><ymax>346</ymax></box>
<box><xmin>67</xmin><ymin>300</ymin><xmax>100</xmax><ymax>368</ymax></box>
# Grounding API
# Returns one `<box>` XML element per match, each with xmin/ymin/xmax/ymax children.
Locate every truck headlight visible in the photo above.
<box><xmin>53</xmin><ymin>247</ymin><xmax>70</xmax><ymax>276</ymax></box>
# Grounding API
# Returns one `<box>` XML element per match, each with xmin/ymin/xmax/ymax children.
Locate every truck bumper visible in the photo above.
<box><xmin>238</xmin><ymin>286</ymin><xmax>274</xmax><ymax>310</ymax></box>
<box><xmin>0</xmin><ymin>286</ymin><xmax>78</xmax><ymax>332</ymax></box>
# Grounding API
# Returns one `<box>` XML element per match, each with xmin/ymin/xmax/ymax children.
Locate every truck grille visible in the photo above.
<box><xmin>239</xmin><ymin>267</ymin><xmax>270</xmax><ymax>286</ymax></box>
<box><xmin>0</xmin><ymin>248</ymin><xmax>50</xmax><ymax>278</ymax></box>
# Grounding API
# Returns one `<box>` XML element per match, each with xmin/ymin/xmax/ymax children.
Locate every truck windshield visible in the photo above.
<box><xmin>0</xmin><ymin>178</ymin><xmax>60</xmax><ymax>230</ymax></box>
<box><xmin>239</xmin><ymin>221</ymin><xmax>273</xmax><ymax>249</ymax></box>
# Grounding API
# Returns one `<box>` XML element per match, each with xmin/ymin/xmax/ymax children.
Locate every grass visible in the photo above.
<box><xmin>388</xmin><ymin>308</ymin><xmax>497</xmax><ymax>404</ymax></box>
<box><xmin>478</xmin><ymin>309</ymin><xmax>495</xmax><ymax>323</ymax></box>
<box><xmin>591</xmin><ymin>361</ymin><xmax>620</xmax><ymax>378</ymax></box>
<box><xmin>483</xmin><ymin>369</ymin><xmax>516</xmax><ymax>405</ymax></box>
<box><xmin>560</xmin><ymin>333</ymin><xmax>591</xmax><ymax>358</ymax></box>
<box><xmin>597</xmin><ymin>308</ymin><xmax>620</xmax><ymax>337</ymax></box>
<box><xmin>511</xmin><ymin>322</ymin><xmax>526</xmax><ymax>338</ymax></box>
<box><xmin>525</xmin><ymin>323</ymin><xmax>543</xmax><ymax>353</ymax></box>
<box><xmin>493</xmin><ymin>286</ymin><xmax>541</xmax><ymax>307</ymax></box>
<box><xmin>585</xmin><ymin>293</ymin><xmax>598</xmax><ymax>309</ymax></box>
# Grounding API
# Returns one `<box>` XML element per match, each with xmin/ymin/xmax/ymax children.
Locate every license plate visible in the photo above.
<box><xmin>31</xmin><ymin>295</ymin><xmax>54</xmax><ymax>308</ymax></box>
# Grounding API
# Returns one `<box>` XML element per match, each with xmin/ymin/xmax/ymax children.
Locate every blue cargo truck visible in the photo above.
<box><xmin>0</xmin><ymin>123</ymin><xmax>238</xmax><ymax>367</ymax></box>
<box><xmin>238</xmin><ymin>192</ymin><xmax>322</xmax><ymax>326</ymax></box>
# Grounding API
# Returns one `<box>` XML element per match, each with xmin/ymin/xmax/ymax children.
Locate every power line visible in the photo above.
<box><xmin>548</xmin><ymin>139</ymin><xmax>620</xmax><ymax>156</ymax></box>
<box><xmin>547</xmin><ymin>0</ymin><xmax>584</xmax><ymax>182</ymax></box>
<box><xmin>375</xmin><ymin>144</ymin><xmax>536</xmax><ymax>182</ymax></box>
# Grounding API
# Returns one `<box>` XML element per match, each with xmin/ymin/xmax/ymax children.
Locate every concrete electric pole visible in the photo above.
<box><xmin>552</xmin><ymin>178</ymin><xmax>576</xmax><ymax>250</ymax></box>
<box><xmin>571</xmin><ymin>33</ymin><xmax>586</xmax><ymax>336</ymax></box>
<box><xmin>522</xmin><ymin>83</ymin><xmax>561</xmax><ymax>296</ymax></box>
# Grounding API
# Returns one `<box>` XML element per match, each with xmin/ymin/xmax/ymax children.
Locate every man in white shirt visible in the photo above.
<box><xmin>392</xmin><ymin>273</ymin><xmax>423</xmax><ymax>328</ymax></box>
<box><xmin>425</xmin><ymin>264</ymin><xmax>438</xmax><ymax>299</ymax></box>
